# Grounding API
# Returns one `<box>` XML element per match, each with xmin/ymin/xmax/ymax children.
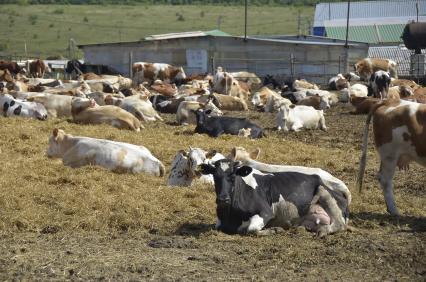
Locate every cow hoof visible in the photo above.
<box><xmin>315</xmin><ymin>226</ymin><xmax>330</xmax><ymax>238</ymax></box>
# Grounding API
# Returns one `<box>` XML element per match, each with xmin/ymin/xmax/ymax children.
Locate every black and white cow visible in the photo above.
<box><xmin>0</xmin><ymin>94</ymin><xmax>48</xmax><ymax>120</ymax></box>
<box><xmin>200</xmin><ymin>159</ymin><xmax>349</xmax><ymax>237</ymax></box>
<box><xmin>370</xmin><ymin>70</ymin><xmax>391</xmax><ymax>99</ymax></box>
<box><xmin>194</xmin><ymin>109</ymin><xmax>265</xmax><ymax>138</ymax></box>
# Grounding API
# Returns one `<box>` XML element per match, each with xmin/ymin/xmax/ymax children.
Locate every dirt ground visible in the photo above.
<box><xmin>0</xmin><ymin>103</ymin><xmax>425</xmax><ymax>281</ymax></box>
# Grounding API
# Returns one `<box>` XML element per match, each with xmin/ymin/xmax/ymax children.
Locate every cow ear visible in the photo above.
<box><xmin>53</xmin><ymin>128</ymin><xmax>59</xmax><ymax>137</ymax></box>
<box><xmin>235</xmin><ymin>166</ymin><xmax>252</xmax><ymax>177</ymax></box>
<box><xmin>199</xmin><ymin>163</ymin><xmax>214</xmax><ymax>175</ymax></box>
<box><xmin>250</xmin><ymin>148</ymin><xmax>260</xmax><ymax>160</ymax></box>
<box><xmin>204</xmin><ymin>109</ymin><xmax>212</xmax><ymax>115</ymax></box>
<box><xmin>230</xmin><ymin>147</ymin><xmax>237</xmax><ymax>159</ymax></box>
<box><xmin>178</xmin><ymin>150</ymin><xmax>189</xmax><ymax>157</ymax></box>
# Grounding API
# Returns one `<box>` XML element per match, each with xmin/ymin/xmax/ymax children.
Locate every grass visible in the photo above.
<box><xmin>0</xmin><ymin>102</ymin><xmax>424</xmax><ymax>280</ymax></box>
<box><xmin>0</xmin><ymin>4</ymin><xmax>314</xmax><ymax>58</ymax></box>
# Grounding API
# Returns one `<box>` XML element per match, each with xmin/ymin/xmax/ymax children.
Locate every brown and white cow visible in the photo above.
<box><xmin>29</xmin><ymin>59</ymin><xmax>51</xmax><ymax>78</ymax></box>
<box><xmin>71</xmin><ymin>97</ymin><xmax>143</xmax><ymax>131</ymax></box>
<box><xmin>349</xmin><ymin>96</ymin><xmax>380</xmax><ymax>115</ymax></box>
<box><xmin>132</xmin><ymin>62</ymin><xmax>186</xmax><ymax>86</ymax></box>
<box><xmin>297</xmin><ymin>95</ymin><xmax>330</xmax><ymax>110</ymax></box>
<box><xmin>358</xmin><ymin>99</ymin><xmax>426</xmax><ymax>215</ymax></box>
<box><xmin>251</xmin><ymin>86</ymin><xmax>291</xmax><ymax>112</ymax></box>
<box><xmin>198</xmin><ymin>93</ymin><xmax>248</xmax><ymax>111</ymax></box>
<box><xmin>212</xmin><ymin>67</ymin><xmax>250</xmax><ymax>100</ymax></box>
<box><xmin>355</xmin><ymin>58</ymin><xmax>398</xmax><ymax>81</ymax></box>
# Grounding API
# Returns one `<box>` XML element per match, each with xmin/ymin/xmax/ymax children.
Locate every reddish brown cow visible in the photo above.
<box><xmin>350</xmin><ymin>96</ymin><xmax>380</xmax><ymax>114</ymax></box>
<box><xmin>29</xmin><ymin>59</ymin><xmax>48</xmax><ymax>78</ymax></box>
<box><xmin>0</xmin><ymin>61</ymin><xmax>24</xmax><ymax>77</ymax></box>
<box><xmin>354</xmin><ymin>58</ymin><xmax>397</xmax><ymax>80</ymax></box>
<box><xmin>132</xmin><ymin>62</ymin><xmax>186</xmax><ymax>85</ymax></box>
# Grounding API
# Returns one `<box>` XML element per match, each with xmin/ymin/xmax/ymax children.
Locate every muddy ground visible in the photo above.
<box><xmin>0</xmin><ymin>104</ymin><xmax>425</xmax><ymax>280</ymax></box>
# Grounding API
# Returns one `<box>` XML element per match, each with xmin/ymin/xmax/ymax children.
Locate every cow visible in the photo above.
<box><xmin>390</xmin><ymin>78</ymin><xmax>419</xmax><ymax>90</ymax></box>
<box><xmin>355</xmin><ymin>58</ymin><xmax>397</xmax><ymax>81</ymax></box>
<box><xmin>194</xmin><ymin>109</ymin><xmax>265</xmax><ymax>138</ymax></box>
<box><xmin>212</xmin><ymin>67</ymin><xmax>249</xmax><ymax>100</ymax></box>
<box><xmin>168</xmin><ymin>148</ymin><xmax>225</xmax><ymax>187</ymax></box>
<box><xmin>251</xmin><ymin>87</ymin><xmax>291</xmax><ymax>112</ymax></box>
<box><xmin>238</xmin><ymin>128</ymin><xmax>252</xmax><ymax>138</ymax></box>
<box><xmin>297</xmin><ymin>94</ymin><xmax>330</xmax><ymax>110</ymax></box>
<box><xmin>176</xmin><ymin>99</ymin><xmax>223</xmax><ymax>125</ymax></box>
<box><xmin>149</xmin><ymin>95</ymin><xmax>185</xmax><ymax>114</ymax></box>
<box><xmin>108</xmin><ymin>94</ymin><xmax>163</xmax><ymax>122</ymax></box>
<box><xmin>29</xmin><ymin>59</ymin><xmax>51</xmax><ymax>78</ymax></box>
<box><xmin>358</xmin><ymin>99</ymin><xmax>426</xmax><ymax>215</ymax></box>
<box><xmin>0</xmin><ymin>69</ymin><xmax>14</xmax><ymax>83</ymax></box>
<box><xmin>0</xmin><ymin>60</ymin><xmax>25</xmax><ymax>77</ymax></box>
<box><xmin>387</xmin><ymin>86</ymin><xmax>414</xmax><ymax>100</ymax></box>
<box><xmin>349</xmin><ymin>96</ymin><xmax>380</xmax><ymax>115</ymax></box>
<box><xmin>71</xmin><ymin>97</ymin><xmax>143</xmax><ymax>131</ymax></box>
<box><xmin>25</xmin><ymin>93</ymin><xmax>74</xmax><ymax>118</ymax></box>
<box><xmin>263</xmin><ymin>74</ymin><xmax>281</xmax><ymax>90</ymax></box>
<box><xmin>228</xmin><ymin>147</ymin><xmax>352</xmax><ymax>204</ymax></box>
<box><xmin>292</xmin><ymin>79</ymin><xmax>319</xmax><ymax>91</ymax></box>
<box><xmin>277</xmin><ymin>104</ymin><xmax>327</xmax><ymax>132</ymax></box>
<box><xmin>132</xmin><ymin>62</ymin><xmax>186</xmax><ymax>86</ymax></box>
<box><xmin>149</xmin><ymin>80</ymin><xmax>178</xmax><ymax>97</ymax></box>
<box><xmin>0</xmin><ymin>94</ymin><xmax>48</xmax><ymax>120</ymax></box>
<box><xmin>47</xmin><ymin>129</ymin><xmax>165</xmax><ymax>176</ymax></box>
<box><xmin>328</xmin><ymin>74</ymin><xmax>350</xmax><ymax>91</ymax></box>
<box><xmin>87</xmin><ymin>92</ymin><xmax>122</xmax><ymax>106</ymax></box>
<box><xmin>340</xmin><ymin>83</ymin><xmax>369</xmax><ymax>103</ymax></box>
<box><xmin>198</xmin><ymin>93</ymin><xmax>248</xmax><ymax>111</ymax></box>
<box><xmin>370</xmin><ymin>71</ymin><xmax>391</xmax><ymax>100</ymax></box>
<box><xmin>229</xmin><ymin>71</ymin><xmax>262</xmax><ymax>91</ymax></box>
<box><xmin>199</xmin><ymin>159</ymin><xmax>349</xmax><ymax>236</ymax></box>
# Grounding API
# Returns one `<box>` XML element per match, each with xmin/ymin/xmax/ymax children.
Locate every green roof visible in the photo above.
<box><xmin>325</xmin><ymin>24</ymin><xmax>405</xmax><ymax>44</ymax></box>
<box><xmin>204</xmin><ymin>29</ymin><xmax>230</xmax><ymax>37</ymax></box>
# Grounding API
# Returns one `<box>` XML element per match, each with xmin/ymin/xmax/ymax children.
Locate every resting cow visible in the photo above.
<box><xmin>251</xmin><ymin>87</ymin><xmax>291</xmax><ymax>112</ymax></box>
<box><xmin>358</xmin><ymin>99</ymin><xmax>426</xmax><ymax>215</ymax></box>
<box><xmin>0</xmin><ymin>94</ymin><xmax>47</xmax><ymax>120</ymax></box>
<box><xmin>194</xmin><ymin>109</ymin><xmax>265</xmax><ymax>138</ymax></box>
<box><xmin>200</xmin><ymin>159</ymin><xmax>349</xmax><ymax>237</ymax></box>
<box><xmin>176</xmin><ymin>99</ymin><xmax>222</xmax><ymax>125</ymax></box>
<box><xmin>47</xmin><ymin>129</ymin><xmax>165</xmax><ymax>176</ymax></box>
<box><xmin>297</xmin><ymin>95</ymin><xmax>330</xmax><ymax>110</ymax></box>
<box><xmin>168</xmin><ymin>148</ymin><xmax>225</xmax><ymax>187</ymax></box>
<box><xmin>277</xmin><ymin>104</ymin><xmax>326</xmax><ymax>132</ymax></box>
<box><xmin>71</xmin><ymin>97</ymin><xmax>143</xmax><ymax>131</ymax></box>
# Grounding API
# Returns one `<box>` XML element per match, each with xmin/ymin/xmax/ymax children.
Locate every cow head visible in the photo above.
<box><xmin>71</xmin><ymin>97</ymin><xmax>97</xmax><ymax>115</ymax></box>
<box><xmin>318</xmin><ymin>95</ymin><xmax>331</xmax><ymax>110</ymax></box>
<box><xmin>200</xmin><ymin>159</ymin><xmax>251</xmax><ymax>206</ymax></box>
<box><xmin>47</xmin><ymin>128</ymin><xmax>67</xmax><ymax>158</ymax></box>
<box><xmin>193</xmin><ymin>108</ymin><xmax>212</xmax><ymax>125</ymax></box>
<box><xmin>251</xmin><ymin>92</ymin><xmax>266</xmax><ymax>111</ymax></box>
<box><xmin>201</xmin><ymin>98</ymin><xmax>223</xmax><ymax>117</ymax></box>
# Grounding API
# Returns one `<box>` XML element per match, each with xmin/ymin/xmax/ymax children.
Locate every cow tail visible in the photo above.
<box><xmin>357</xmin><ymin>101</ymin><xmax>384</xmax><ymax>192</ymax></box>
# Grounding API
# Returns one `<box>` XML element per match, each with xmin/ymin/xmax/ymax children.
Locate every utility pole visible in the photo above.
<box><xmin>217</xmin><ymin>16</ymin><xmax>222</xmax><ymax>30</ymax></box>
<box><xmin>344</xmin><ymin>0</ymin><xmax>351</xmax><ymax>48</ymax></box>
<box><xmin>244</xmin><ymin>0</ymin><xmax>248</xmax><ymax>41</ymax></box>
<box><xmin>297</xmin><ymin>10</ymin><xmax>301</xmax><ymax>35</ymax></box>
<box><xmin>416</xmin><ymin>1</ymin><xmax>419</xmax><ymax>22</ymax></box>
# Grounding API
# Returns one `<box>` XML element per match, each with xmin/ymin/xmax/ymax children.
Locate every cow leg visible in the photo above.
<box><xmin>319</xmin><ymin>115</ymin><xmax>327</xmax><ymax>131</ymax></box>
<box><xmin>310</xmin><ymin>186</ymin><xmax>347</xmax><ymax>238</ymax></box>
<box><xmin>378</xmin><ymin>157</ymin><xmax>399</xmax><ymax>216</ymax></box>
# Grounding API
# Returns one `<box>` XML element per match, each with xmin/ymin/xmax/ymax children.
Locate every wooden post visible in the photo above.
<box><xmin>129</xmin><ymin>51</ymin><xmax>133</xmax><ymax>78</ymax></box>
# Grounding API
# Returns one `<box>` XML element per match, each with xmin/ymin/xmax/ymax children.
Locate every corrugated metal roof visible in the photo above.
<box><xmin>314</xmin><ymin>0</ymin><xmax>426</xmax><ymax>27</ymax></box>
<box><xmin>368</xmin><ymin>45</ymin><xmax>425</xmax><ymax>75</ymax></box>
<box><xmin>144</xmin><ymin>29</ymin><xmax>229</xmax><ymax>40</ymax></box>
<box><xmin>325</xmin><ymin>24</ymin><xmax>406</xmax><ymax>43</ymax></box>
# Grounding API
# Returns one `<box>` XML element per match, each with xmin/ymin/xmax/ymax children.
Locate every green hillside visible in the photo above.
<box><xmin>0</xmin><ymin>4</ymin><xmax>314</xmax><ymax>58</ymax></box>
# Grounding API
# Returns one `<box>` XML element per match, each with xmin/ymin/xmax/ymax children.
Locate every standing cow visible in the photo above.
<box><xmin>358</xmin><ymin>99</ymin><xmax>426</xmax><ymax>216</ymax></box>
<box><xmin>132</xmin><ymin>62</ymin><xmax>186</xmax><ymax>86</ymax></box>
<box><xmin>29</xmin><ymin>59</ymin><xmax>51</xmax><ymax>78</ymax></box>
<box><xmin>355</xmin><ymin>58</ymin><xmax>398</xmax><ymax>81</ymax></box>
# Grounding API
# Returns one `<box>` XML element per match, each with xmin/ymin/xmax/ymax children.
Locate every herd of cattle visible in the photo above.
<box><xmin>0</xmin><ymin>57</ymin><xmax>425</xmax><ymax>236</ymax></box>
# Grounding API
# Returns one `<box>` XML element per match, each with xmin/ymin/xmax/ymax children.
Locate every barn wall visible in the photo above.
<box><xmin>81</xmin><ymin>36</ymin><xmax>368</xmax><ymax>85</ymax></box>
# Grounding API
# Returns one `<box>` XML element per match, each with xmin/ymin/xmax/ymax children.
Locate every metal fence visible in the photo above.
<box><xmin>211</xmin><ymin>55</ymin><xmax>349</xmax><ymax>86</ymax></box>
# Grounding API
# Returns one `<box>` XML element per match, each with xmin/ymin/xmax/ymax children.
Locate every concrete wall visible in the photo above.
<box><xmin>81</xmin><ymin>36</ymin><xmax>368</xmax><ymax>85</ymax></box>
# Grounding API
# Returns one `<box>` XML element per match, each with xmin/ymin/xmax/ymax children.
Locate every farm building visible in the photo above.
<box><xmin>314</xmin><ymin>0</ymin><xmax>426</xmax><ymax>78</ymax></box>
<box><xmin>78</xmin><ymin>30</ymin><xmax>368</xmax><ymax>85</ymax></box>
<box><xmin>313</xmin><ymin>0</ymin><xmax>426</xmax><ymax>44</ymax></box>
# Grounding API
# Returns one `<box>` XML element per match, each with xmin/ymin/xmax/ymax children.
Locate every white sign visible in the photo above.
<box><xmin>186</xmin><ymin>49</ymin><xmax>208</xmax><ymax>73</ymax></box>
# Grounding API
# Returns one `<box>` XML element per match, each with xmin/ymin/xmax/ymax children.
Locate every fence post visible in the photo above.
<box><xmin>128</xmin><ymin>51</ymin><xmax>133</xmax><ymax>78</ymax></box>
<box><xmin>290</xmin><ymin>53</ymin><xmax>295</xmax><ymax>80</ymax></box>
<box><xmin>211</xmin><ymin>55</ymin><xmax>215</xmax><ymax>74</ymax></box>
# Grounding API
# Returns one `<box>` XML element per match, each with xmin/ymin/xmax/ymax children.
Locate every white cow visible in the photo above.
<box><xmin>340</xmin><ymin>83</ymin><xmax>369</xmax><ymax>103</ymax></box>
<box><xmin>277</xmin><ymin>104</ymin><xmax>326</xmax><ymax>132</ymax></box>
<box><xmin>25</xmin><ymin>93</ymin><xmax>74</xmax><ymax>118</ymax></box>
<box><xmin>167</xmin><ymin>147</ymin><xmax>225</xmax><ymax>187</ymax></box>
<box><xmin>176</xmin><ymin>99</ymin><xmax>223</xmax><ymax>125</ymax></box>
<box><xmin>47</xmin><ymin>129</ymin><xmax>165</xmax><ymax>176</ymax></box>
